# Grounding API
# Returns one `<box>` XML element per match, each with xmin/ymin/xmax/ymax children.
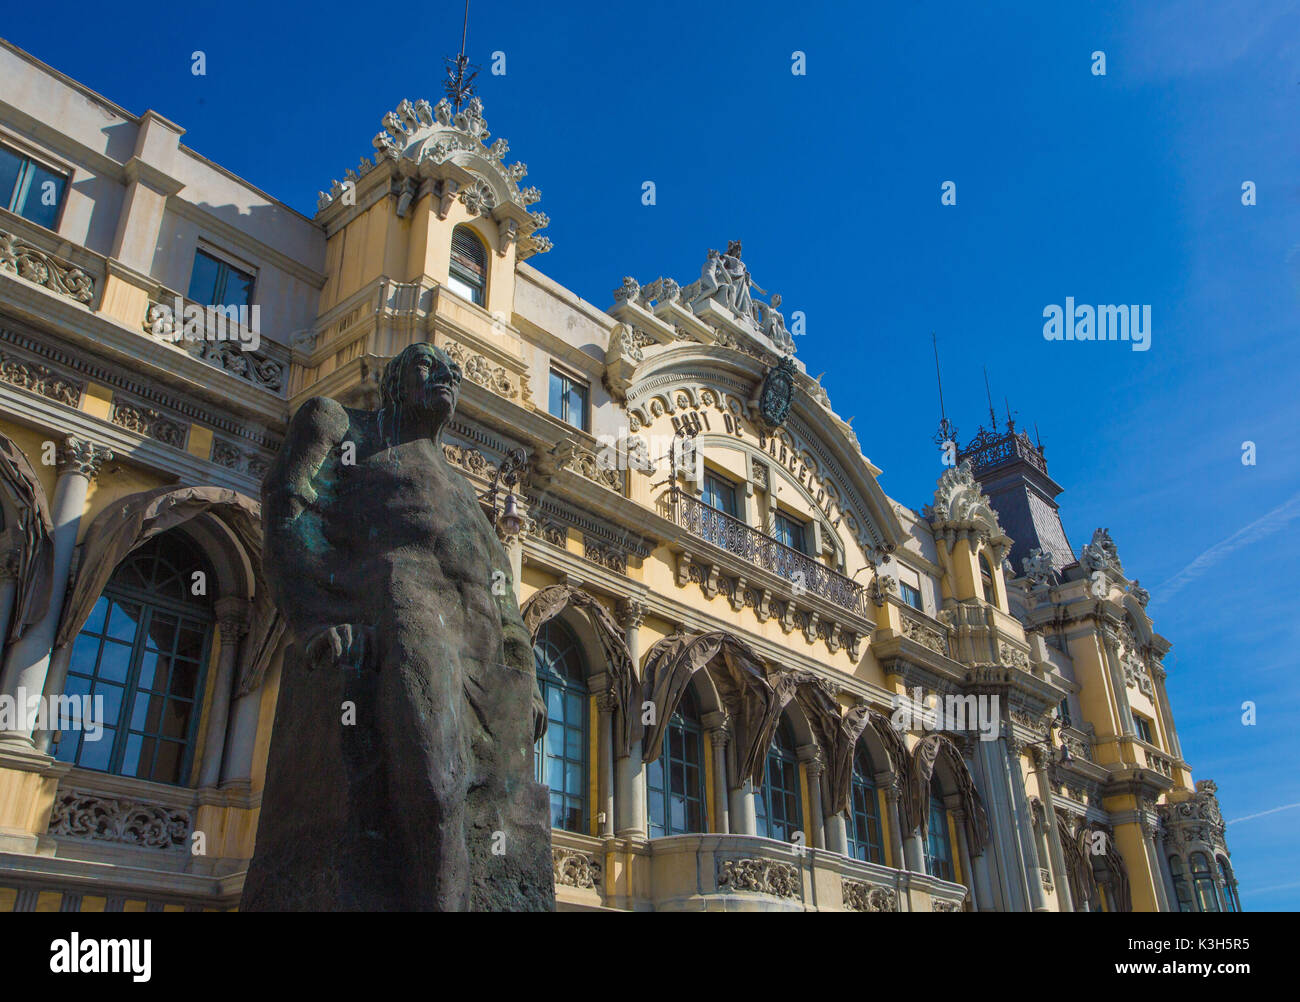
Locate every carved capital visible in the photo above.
<box><xmin>57</xmin><ymin>437</ymin><xmax>113</xmax><ymax>479</ymax></box>
<box><xmin>214</xmin><ymin>596</ymin><xmax>251</xmax><ymax>641</ymax></box>
<box><xmin>615</xmin><ymin>597</ymin><xmax>646</xmax><ymax>631</ymax></box>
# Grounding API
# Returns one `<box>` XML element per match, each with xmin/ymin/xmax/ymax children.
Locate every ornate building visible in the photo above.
<box><xmin>0</xmin><ymin>39</ymin><xmax>1238</xmax><ymax>912</ymax></box>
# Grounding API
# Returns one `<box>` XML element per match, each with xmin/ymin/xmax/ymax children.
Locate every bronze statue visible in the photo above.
<box><xmin>243</xmin><ymin>342</ymin><xmax>553</xmax><ymax>911</ymax></box>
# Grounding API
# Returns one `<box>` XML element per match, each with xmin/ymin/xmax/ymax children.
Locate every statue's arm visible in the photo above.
<box><xmin>262</xmin><ymin>397</ymin><xmax>357</xmax><ymax>663</ymax></box>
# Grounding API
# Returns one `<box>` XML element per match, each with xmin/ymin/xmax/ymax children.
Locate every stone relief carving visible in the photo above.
<box><xmin>932</xmin><ymin>899</ymin><xmax>963</xmax><ymax>912</ymax></box>
<box><xmin>0</xmin><ymin>229</ymin><xmax>95</xmax><ymax>304</ymax></box>
<box><xmin>717</xmin><ymin>858</ymin><xmax>800</xmax><ymax>899</ymax></box>
<box><xmin>1022</xmin><ymin>547</ymin><xmax>1056</xmax><ymax>585</ymax></box>
<box><xmin>49</xmin><ymin>789</ymin><xmax>191</xmax><ymax>850</ymax></box>
<box><xmin>841</xmin><ymin>879</ymin><xmax>899</xmax><ymax>912</ymax></box>
<box><xmin>552</xmin><ymin>847</ymin><xmax>602</xmax><ymax>889</ymax></box>
<box><xmin>212</xmin><ymin>438</ymin><xmax>272</xmax><ymax>479</ymax></box>
<box><xmin>900</xmin><ymin>610</ymin><xmax>950</xmax><ymax>657</ymax></box>
<box><xmin>111</xmin><ymin>400</ymin><xmax>187</xmax><ymax>449</ymax></box>
<box><xmin>0</xmin><ymin>351</ymin><xmax>83</xmax><ymax>407</ymax></box>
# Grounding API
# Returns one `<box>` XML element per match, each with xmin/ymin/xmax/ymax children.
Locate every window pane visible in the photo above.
<box><xmin>93</xmin><ymin>682</ymin><xmax>125</xmax><ymax>725</ymax></box>
<box><xmin>119</xmin><ymin>733</ymin><xmax>146</xmax><ymax>777</ymax></box>
<box><xmin>69</xmin><ymin>634</ymin><xmax>101</xmax><ymax>675</ymax></box>
<box><xmin>154</xmin><ymin>741</ymin><xmax>184</xmax><ymax>784</ymax></box>
<box><xmin>0</xmin><ymin>147</ymin><xmax>22</xmax><ymax>208</ymax></box>
<box><xmin>187</xmin><ymin>250</ymin><xmax>221</xmax><ymax>304</ymax></box>
<box><xmin>97</xmin><ymin>642</ymin><xmax>132</xmax><ymax>684</ymax></box>
<box><xmin>169</xmin><ymin>661</ymin><xmax>198</xmax><ymax>700</ymax></box>
<box><xmin>83</xmin><ymin>596</ymin><xmax>110</xmax><ymax>636</ymax></box>
<box><xmin>78</xmin><ymin>727</ymin><xmax>115</xmax><ymax>771</ymax></box>
<box><xmin>106</xmin><ymin>601</ymin><xmax>142</xmax><ymax>642</ymax></box>
<box><xmin>220</xmin><ymin>264</ymin><xmax>253</xmax><ymax>309</ymax></box>
<box><xmin>19</xmin><ymin>161</ymin><xmax>66</xmax><ymax>229</ymax></box>
<box><xmin>161</xmin><ymin>699</ymin><xmax>190</xmax><ymax>739</ymax></box>
<box><xmin>548</xmin><ymin>371</ymin><xmax>565</xmax><ymax>421</ymax></box>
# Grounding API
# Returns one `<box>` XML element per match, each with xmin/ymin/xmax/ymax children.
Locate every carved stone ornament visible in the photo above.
<box><xmin>925</xmin><ymin>459</ymin><xmax>1006</xmax><ymax>540</ymax></box>
<box><xmin>757</xmin><ymin>356</ymin><xmax>797</xmax><ymax>429</ymax></box>
<box><xmin>1080</xmin><ymin>527</ymin><xmax>1122</xmax><ymax>576</ymax></box>
<box><xmin>552</xmin><ymin>847</ymin><xmax>602</xmax><ymax>889</ymax></box>
<box><xmin>1022</xmin><ymin>547</ymin><xmax>1056</xmax><ymax>585</ymax></box>
<box><xmin>49</xmin><ymin>789</ymin><xmax>191</xmax><ymax>850</ymax></box>
<box><xmin>841</xmin><ymin>879</ymin><xmax>899</xmax><ymax>912</ymax></box>
<box><xmin>111</xmin><ymin>400</ymin><xmax>187</xmax><ymax>449</ymax></box>
<box><xmin>57</xmin><ymin>437</ymin><xmax>113</xmax><ymax>479</ymax></box>
<box><xmin>0</xmin><ymin>229</ymin><xmax>95</xmax><ymax>303</ymax></box>
<box><xmin>0</xmin><ymin>350</ymin><xmax>83</xmax><ymax>407</ymax></box>
<box><xmin>932</xmin><ymin>899</ymin><xmax>963</xmax><ymax>912</ymax></box>
<box><xmin>318</xmin><ymin>96</ymin><xmax>550</xmax><ymax>258</ymax></box>
<box><xmin>717</xmin><ymin>857</ymin><xmax>800</xmax><ymax>899</ymax></box>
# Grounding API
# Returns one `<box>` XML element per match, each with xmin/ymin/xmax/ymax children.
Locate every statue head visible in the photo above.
<box><xmin>379</xmin><ymin>342</ymin><xmax>462</xmax><ymax>441</ymax></box>
<box><xmin>726</xmin><ymin>239</ymin><xmax>742</xmax><ymax>258</ymax></box>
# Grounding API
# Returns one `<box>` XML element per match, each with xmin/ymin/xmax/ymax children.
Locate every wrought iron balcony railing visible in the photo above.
<box><xmin>670</xmin><ymin>489</ymin><xmax>867</xmax><ymax>617</ymax></box>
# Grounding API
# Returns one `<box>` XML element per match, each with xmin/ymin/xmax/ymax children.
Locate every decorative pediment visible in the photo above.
<box><xmin>316</xmin><ymin>96</ymin><xmax>551</xmax><ymax>258</ymax></box>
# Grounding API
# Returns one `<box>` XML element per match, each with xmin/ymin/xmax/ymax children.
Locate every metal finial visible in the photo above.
<box><xmin>443</xmin><ymin>0</ymin><xmax>480</xmax><ymax>110</ymax></box>
<box><xmin>932</xmin><ymin>333</ymin><xmax>958</xmax><ymax>447</ymax></box>
<box><xmin>983</xmin><ymin>366</ymin><xmax>997</xmax><ymax>430</ymax></box>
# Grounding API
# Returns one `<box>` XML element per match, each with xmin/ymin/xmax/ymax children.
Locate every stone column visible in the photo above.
<box><xmin>1030</xmin><ymin>746</ymin><xmax>1074</xmax><ymax>912</ymax></box>
<box><xmin>1102</xmin><ymin>629</ymin><xmax>1137</xmax><ymax>737</ymax></box>
<box><xmin>732</xmin><ymin>779</ymin><xmax>758</xmax><ymax>836</ymax></box>
<box><xmin>198</xmin><ymin>598</ymin><xmax>249</xmax><ymax>788</ymax></box>
<box><xmin>504</xmin><ymin>533</ymin><xmax>523</xmax><ymax>604</ymax></box>
<box><xmin>884</xmin><ymin>777</ymin><xmax>907</xmax><ymax>870</ymax></box>
<box><xmin>1150</xmin><ymin>664</ymin><xmax>1184</xmax><ymax>761</ymax></box>
<box><xmin>1154</xmin><ymin>827</ymin><xmax>1180</xmax><ymax>911</ymax></box>
<box><xmin>0</xmin><ymin>438</ymin><xmax>111</xmax><ymax>749</ymax></box>
<box><xmin>1005</xmin><ymin>738</ymin><xmax>1049</xmax><ymax>911</ymax></box>
<box><xmin>1139</xmin><ymin>805</ymin><xmax>1171</xmax><ymax>913</ymax></box>
<box><xmin>220</xmin><ymin>644</ymin><xmax>275</xmax><ymax>787</ymax></box>
<box><xmin>823</xmin><ymin>770</ymin><xmax>847</xmax><ymax>854</ymax></box>
<box><xmin>799</xmin><ymin>748</ymin><xmax>826</xmax><ymax>849</ymax></box>
<box><xmin>951</xmin><ymin>807</ymin><xmax>979</xmax><ymax>909</ymax></box>
<box><xmin>705</xmin><ymin>714</ymin><xmax>730</xmax><ymax>834</ymax></box>
<box><xmin>614</xmin><ymin>598</ymin><xmax>647</xmax><ymax>838</ymax></box>
<box><xmin>595</xmin><ymin>686</ymin><xmax>616</xmax><ymax>838</ymax></box>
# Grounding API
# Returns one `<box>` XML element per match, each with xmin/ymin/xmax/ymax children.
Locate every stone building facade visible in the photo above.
<box><xmin>0</xmin><ymin>38</ymin><xmax>1239</xmax><ymax>912</ymax></box>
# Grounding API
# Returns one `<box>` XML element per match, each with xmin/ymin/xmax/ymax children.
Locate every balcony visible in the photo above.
<box><xmin>553</xmin><ymin>830</ymin><xmax>971</xmax><ymax>912</ymax></box>
<box><xmin>669</xmin><ymin>490</ymin><xmax>867</xmax><ymax>618</ymax></box>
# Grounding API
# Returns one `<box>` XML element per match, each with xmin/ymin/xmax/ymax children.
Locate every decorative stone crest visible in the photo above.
<box><xmin>1080</xmin><ymin>527</ymin><xmax>1122</xmax><ymax>576</ymax></box>
<box><xmin>317</xmin><ymin>96</ymin><xmax>550</xmax><ymax>258</ymax></box>
<box><xmin>1022</xmin><ymin>547</ymin><xmax>1056</xmax><ymax>585</ymax></box>
<box><xmin>756</xmin><ymin>356</ymin><xmax>797</xmax><ymax>429</ymax></box>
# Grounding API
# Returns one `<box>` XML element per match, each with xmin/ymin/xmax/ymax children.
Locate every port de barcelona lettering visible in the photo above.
<box><xmin>669</xmin><ymin>406</ymin><xmax>842</xmax><ymax>522</ymax></box>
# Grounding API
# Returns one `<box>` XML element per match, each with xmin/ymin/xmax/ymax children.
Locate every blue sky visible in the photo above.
<box><xmin>10</xmin><ymin>0</ymin><xmax>1297</xmax><ymax>908</ymax></box>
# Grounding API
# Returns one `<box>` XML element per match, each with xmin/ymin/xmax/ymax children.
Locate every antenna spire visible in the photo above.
<box><xmin>983</xmin><ymin>366</ymin><xmax>997</xmax><ymax>429</ymax></box>
<box><xmin>443</xmin><ymin>0</ymin><xmax>480</xmax><ymax>110</ymax></box>
<box><xmin>931</xmin><ymin>333</ymin><xmax>958</xmax><ymax>447</ymax></box>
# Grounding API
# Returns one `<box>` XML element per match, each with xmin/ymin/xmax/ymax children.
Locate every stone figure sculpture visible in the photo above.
<box><xmin>243</xmin><ymin>342</ymin><xmax>553</xmax><ymax>911</ymax></box>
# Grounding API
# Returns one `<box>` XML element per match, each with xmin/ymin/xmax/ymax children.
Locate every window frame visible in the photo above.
<box><xmin>646</xmin><ymin>687</ymin><xmax>707</xmax><ymax>838</ymax></box>
<box><xmin>0</xmin><ymin>137</ymin><xmax>71</xmax><ymax>232</ymax></box>
<box><xmin>55</xmin><ymin>534</ymin><xmax>215</xmax><ymax>786</ymax></box>
<box><xmin>547</xmin><ymin>366</ymin><xmax>590</xmax><ymax>433</ymax></box>
<box><xmin>701</xmin><ymin>470</ymin><xmax>739</xmax><ymax>517</ymax></box>
<box><xmin>1131</xmin><ymin>711</ymin><xmax>1154</xmax><ymax>744</ymax></box>
<box><xmin>448</xmin><ymin>224</ymin><xmax>488</xmax><ymax>306</ymax></box>
<box><xmin>187</xmin><ymin>244</ymin><xmax>257</xmax><ymax>310</ymax></box>
<box><xmin>925</xmin><ymin>788</ymin><xmax>955</xmax><ymax>881</ymax></box>
<box><xmin>899</xmin><ymin>580</ymin><xmax>923</xmax><ymax>611</ymax></box>
<box><xmin>771</xmin><ymin>508</ymin><xmax>807</xmax><ymax>554</ymax></box>
<box><xmin>845</xmin><ymin>745</ymin><xmax>884</xmax><ymax>864</ymax></box>
<box><xmin>533</xmin><ymin>619</ymin><xmax>589</xmax><ymax>834</ymax></box>
<box><xmin>755</xmin><ymin>717</ymin><xmax>803</xmax><ymax>844</ymax></box>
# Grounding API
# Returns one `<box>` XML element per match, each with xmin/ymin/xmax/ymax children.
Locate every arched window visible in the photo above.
<box><xmin>55</xmin><ymin>533</ymin><xmax>215</xmax><ymax>785</ymax></box>
<box><xmin>979</xmin><ymin>553</ymin><xmax>997</xmax><ymax>606</ymax></box>
<box><xmin>845</xmin><ymin>744</ymin><xmax>883</xmax><ymax>863</ymax></box>
<box><xmin>1191</xmin><ymin>852</ymin><xmax>1220</xmax><ymax>913</ymax></box>
<box><xmin>533</xmin><ymin>619</ymin><xmax>588</xmax><ymax>833</ymax></box>
<box><xmin>1170</xmin><ymin>855</ymin><xmax>1194</xmax><ymax>912</ymax></box>
<box><xmin>1217</xmin><ymin>857</ymin><xmax>1240</xmax><ymax>912</ymax></box>
<box><xmin>926</xmin><ymin>789</ymin><xmax>954</xmax><ymax>881</ymax></box>
<box><xmin>755</xmin><ymin>716</ymin><xmax>803</xmax><ymax>843</ymax></box>
<box><xmin>448</xmin><ymin>225</ymin><xmax>487</xmax><ymax>305</ymax></box>
<box><xmin>646</xmin><ymin>686</ymin><xmax>706</xmax><ymax>837</ymax></box>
